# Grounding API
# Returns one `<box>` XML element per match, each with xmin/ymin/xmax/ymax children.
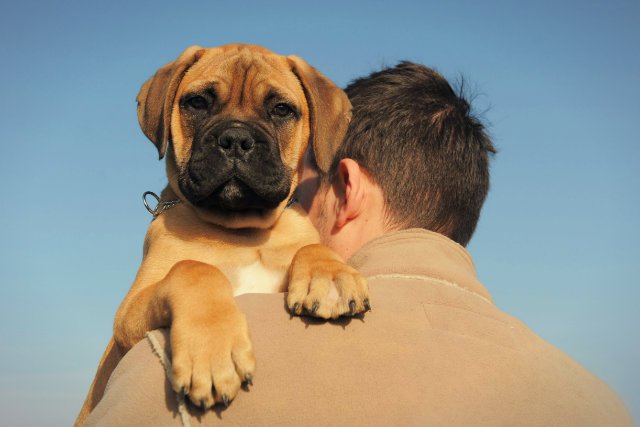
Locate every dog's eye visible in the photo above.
<box><xmin>185</xmin><ymin>96</ymin><xmax>208</xmax><ymax>110</ymax></box>
<box><xmin>271</xmin><ymin>103</ymin><xmax>294</xmax><ymax>118</ymax></box>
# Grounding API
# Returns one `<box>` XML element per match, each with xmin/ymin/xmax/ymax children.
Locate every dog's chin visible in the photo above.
<box><xmin>187</xmin><ymin>180</ymin><xmax>289</xmax><ymax>229</ymax></box>
<box><xmin>192</xmin><ymin>203</ymin><xmax>284</xmax><ymax>230</ymax></box>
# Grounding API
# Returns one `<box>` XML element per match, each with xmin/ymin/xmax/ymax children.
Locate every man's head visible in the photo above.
<box><xmin>297</xmin><ymin>61</ymin><xmax>495</xmax><ymax>259</ymax></box>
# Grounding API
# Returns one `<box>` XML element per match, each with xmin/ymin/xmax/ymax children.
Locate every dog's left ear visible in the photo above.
<box><xmin>137</xmin><ymin>45</ymin><xmax>204</xmax><ymax>159</ymax></box>
<box><xmin>288</xmin><ymin>56</ymin><xmax>352</xmax><ymax>173</ymax></box>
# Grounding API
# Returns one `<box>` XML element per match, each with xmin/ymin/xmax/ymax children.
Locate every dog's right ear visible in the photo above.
<box><xmin>137</xmin><ymin>46</ymin><xmax>204</xmax><ymax>159</ymax></box>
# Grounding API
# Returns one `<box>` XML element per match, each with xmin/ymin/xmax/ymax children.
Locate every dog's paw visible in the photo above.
<box><xmin>169</xmin><ymin>301</ymin><xmax>255</xmax><ymax>410</ymax></box>
<box><xmin>286</xmin><ymin>244</ymin><xmax>370</xmax><ymax>319</ymax></box>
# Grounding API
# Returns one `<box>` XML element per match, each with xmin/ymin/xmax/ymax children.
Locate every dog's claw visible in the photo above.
<box><xmin>349</xmin><ymin>300</ymin><xmax>356</xmax><ymax>315</ymax></box>
<box><xmin>292</xmin><ymin>303</ymin><xmax>300</xmax><ymax>314</ymax></box>
<box><xmin>364</xmin><ymin>299</ymin><xmax>371</xmax><ymax>311</ymax></box>
<box><xmin>222</xmin><ymin>394</ymin><xmax>230</xmax><ymax>407</ymax></box>
<box><xmin>244</xmin><ymin>374</ymin><xmax>253</xmax><ymax>386</ymax></box>
<box><xmin>311</xmin><ymin>302</ymin><xmax>319</xmax><ymax>314</ymax></box>
<box><xmin>200</xmin><ymin>400</ymin><xmax>207</xmax><ymax>411</ymax></box>
<box><xmin>180</xmin><ymin>386</ymin><xmax>189</xmax><ymax>396</ymax></box>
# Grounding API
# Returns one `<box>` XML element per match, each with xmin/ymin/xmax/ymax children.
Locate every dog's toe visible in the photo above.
<box><xmin>211</xmin><ymin>360</ymin><xmax>241</xmax><ymax>406</ymax></box>
<box><xmin>232</xmin><ymin>338</ymin><xmax>256</xmax><ymax>388</ymax></box>
<box><xmin>187</xmin><ymin>360</ymin><xmax>216</xmax><ymax>409</ymax></box>
<box><xmin>171</xmin><ymin>354</ymin><xmax>193</xmax><ymax>397</ymax></box>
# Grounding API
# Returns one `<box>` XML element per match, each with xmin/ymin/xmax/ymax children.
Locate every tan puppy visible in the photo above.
<box><xmin>74</xmin><ymin>44</ymin><xmax>369</xmax><ymax>426</ymax></box>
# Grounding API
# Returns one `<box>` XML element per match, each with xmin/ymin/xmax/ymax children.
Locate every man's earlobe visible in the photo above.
<box><xmin>335</xmin><ymin>159</ymin><xmax>366</xmax><ymax>228</ymax></box>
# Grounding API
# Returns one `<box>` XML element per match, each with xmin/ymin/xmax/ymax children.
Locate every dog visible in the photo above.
<box><xmin>74</xmin><ymin>44</ymin><xmax>369</xmax><ymax>426</ymax></box>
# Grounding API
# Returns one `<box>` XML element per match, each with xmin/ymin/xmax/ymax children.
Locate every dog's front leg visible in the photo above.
<box><xmin>114</xmin><ymin>260</ymin><xmax>256</xmax><ymax>409</ymax></box>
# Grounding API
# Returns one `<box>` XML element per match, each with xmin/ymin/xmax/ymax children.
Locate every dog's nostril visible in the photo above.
<box><xmin>219</xmin><ymin>135</ymin><xmax>232</xmax><ymax>149</ymax></box>
<box><xmin>240</xmin><ymin>139</ymin><xmax>254</xmax><ymax>150</ymax></box>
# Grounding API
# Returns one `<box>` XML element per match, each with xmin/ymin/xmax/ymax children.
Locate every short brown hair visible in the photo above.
<box><xmin>331</xmin><ymin>62</ymin><xmax>495</xmax><ymax>246</ymax></box>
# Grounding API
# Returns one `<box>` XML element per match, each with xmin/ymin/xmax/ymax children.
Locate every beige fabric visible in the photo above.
<box><xmin>84</xmin><ymin>229</ymin><xmax>634</xmax><ymax>427</ymax></box>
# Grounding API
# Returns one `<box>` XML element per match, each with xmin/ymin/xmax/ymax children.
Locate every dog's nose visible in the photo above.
<box><xmin>218</xmin><ymin>128</ymin><xmax>255</xmax><ymax>152</ymax></box>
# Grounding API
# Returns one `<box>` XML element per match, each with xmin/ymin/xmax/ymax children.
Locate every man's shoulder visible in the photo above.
<box><xmin>241</xmin><ymin>284</ymin><xmax>635</xmax><ymax>426</ymax></box>
<box><xmin>87</xmin><ymin>281</ymin><xmax>633</xmax><ymax>427</ymax></box>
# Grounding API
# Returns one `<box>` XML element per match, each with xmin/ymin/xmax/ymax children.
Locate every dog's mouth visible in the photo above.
<box><xmin>179</xmin><ymin>166</ymin><xmax>292</xmax><ymax>219</ymax></box>
<box><xmin>191</xmin><ymin>177</ymin><xmax>284</xmax><ymax>213</ymax></box>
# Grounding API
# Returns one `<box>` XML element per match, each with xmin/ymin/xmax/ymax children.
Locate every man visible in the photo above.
<box><xmin>84</xmin><ymin>62</ymin><xmax>633</xmax><ymax>426</ymax></box>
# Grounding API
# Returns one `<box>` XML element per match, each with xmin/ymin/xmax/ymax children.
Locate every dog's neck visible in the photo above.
<box><xmin>147</xmin><ymin>185</ymin><xmax>298</xmax><ymax>221</ymax></box>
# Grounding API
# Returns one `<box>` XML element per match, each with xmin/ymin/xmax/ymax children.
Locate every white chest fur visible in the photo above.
<box><xmin>221</xmin><ymin>260</ymin><xmax>287</xmax><ymax>296</ymax></box>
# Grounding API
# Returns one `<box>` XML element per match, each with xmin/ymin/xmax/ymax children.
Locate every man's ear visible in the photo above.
<box><xmin>136</xmin><ymin>45</ymin><xmax>204</xmax><ymax>159</ymax></box>
<box><xmin>288</xmin><ymin>55</ymin><xmax>352</xmax><ymax>173</ymax></box>
<box><xmin>334</xmin><ymin>159</ymin><xmax>366</xmax><ymax>228</ymax></box>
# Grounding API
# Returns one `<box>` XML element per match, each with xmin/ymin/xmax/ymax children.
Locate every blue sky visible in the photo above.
<box><xmin>1</xmin><ymin>0</ymin><xmax>638</xmax><ymax>425</ymax></box>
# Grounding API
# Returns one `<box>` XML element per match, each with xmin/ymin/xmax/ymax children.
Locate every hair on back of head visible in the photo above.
<box><xmin>330</xmin><ymin>61</ymin><xmax>496</xmax><ymax>246</ymax></box>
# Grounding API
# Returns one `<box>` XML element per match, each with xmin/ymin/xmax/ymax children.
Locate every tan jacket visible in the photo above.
<box><xmin>84</xmin><ymin>229</ymin><xmax>633</xmax><ymax>427</ymax></box>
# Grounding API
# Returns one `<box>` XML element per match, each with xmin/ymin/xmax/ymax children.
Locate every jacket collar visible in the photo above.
<box><xmin>348</xmin><ymin>228</ymin><xmax>492</xmax><ymax>303</ymax></box>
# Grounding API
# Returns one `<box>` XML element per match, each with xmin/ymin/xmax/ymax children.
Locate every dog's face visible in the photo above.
<box><xmin>137</xmin><ymin>44</ymin><xmax>351</xmax><ymax>229</ymax></box>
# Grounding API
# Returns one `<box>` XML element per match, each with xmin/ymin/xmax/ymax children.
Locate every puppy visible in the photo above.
<box><xmin>74</xmin><ymin>44</ymin><xmax>369</xmax><ymax>426</ymax></box>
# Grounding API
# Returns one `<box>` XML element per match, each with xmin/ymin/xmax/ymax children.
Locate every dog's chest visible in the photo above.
<box><xmin>221</xmin><ymin>260</ymin><xmax>287</xmax><ymax>296</ymax></box>
<box><xmin>152</xmin><ymin>205</ymin><xmax>318</xmax><ymax>296</ymax></box>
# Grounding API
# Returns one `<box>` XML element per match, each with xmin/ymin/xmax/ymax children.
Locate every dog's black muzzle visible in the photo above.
<box><xmin>179</xmin><ymin>121</ymin><xmax>292</xmax><ymax>213</ymax></box>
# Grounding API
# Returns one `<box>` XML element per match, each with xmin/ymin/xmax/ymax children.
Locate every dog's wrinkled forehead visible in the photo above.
<box><xmin>179</xmin><ymin>49</ymin><xmax>306</xmax><ymax>114</ymax></box>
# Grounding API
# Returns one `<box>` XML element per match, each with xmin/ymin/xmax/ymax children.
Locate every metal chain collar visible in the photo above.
<box><xmin>142</xmin><ymin>191</ymin><xmax>182</xmax><ymax>219</ymax></box>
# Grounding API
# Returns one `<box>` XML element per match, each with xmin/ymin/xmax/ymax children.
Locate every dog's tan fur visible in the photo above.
<box><xmin>74</xmin><ymin>44</ymin><xmax>369</xmax><ymax>427</ymax></box>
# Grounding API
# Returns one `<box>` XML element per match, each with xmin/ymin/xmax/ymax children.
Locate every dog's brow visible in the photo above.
<box><xmin>264</xmin><ymin>89</ymin><xmax>297</xmax><ymax>107</ymax></box>
<box><xmin>187</xmin><ymin>80</ymin><xmax>223</xmax><ymax>95</ymax></box>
